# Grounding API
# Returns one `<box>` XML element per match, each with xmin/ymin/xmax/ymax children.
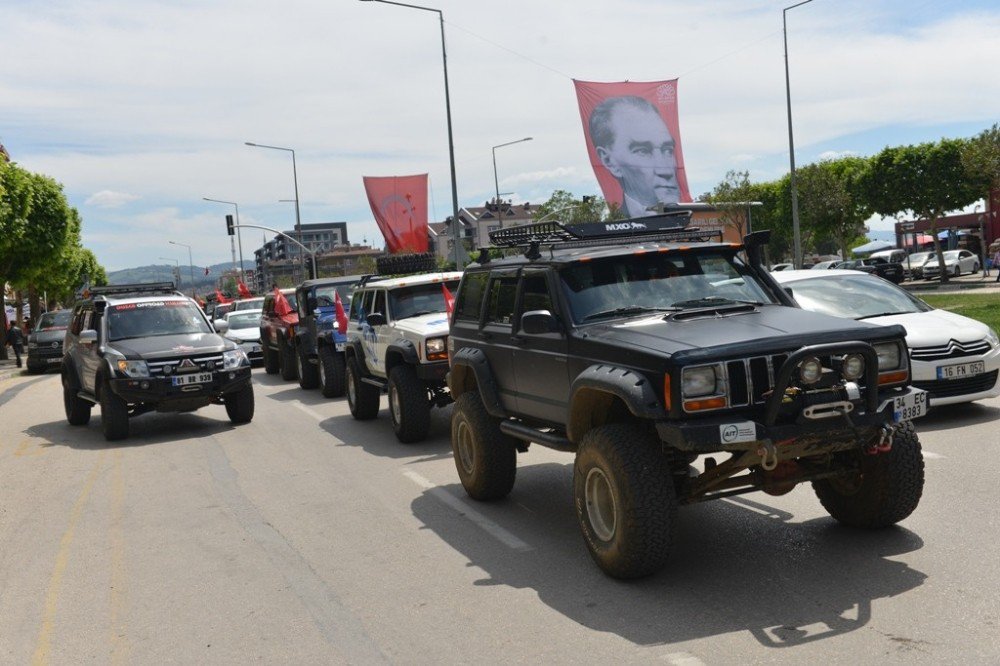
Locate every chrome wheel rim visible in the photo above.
<box><xmin>389</xmin><ymin>383</ymin><xmax>401</xmax><ymax>425</ymax></box>
<box><xmin>585</xmin><ymin>467</ymin><xmax>617</xmax><ymax>542</ymax></box>
<box><xmin>456</xmin><ymin>420</ymin><xmax>475</xmax><ymax>475</ymax></box>
<box><xmin>347</xmin><ymin>366</ymin><xmax>356</xmax><ymax>406</ymax></box>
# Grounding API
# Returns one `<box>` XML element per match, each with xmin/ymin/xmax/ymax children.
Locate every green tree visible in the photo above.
<box><xmin>963</xmin><ymin>123</ymin><xmax>1000</xmax><ymax>192</ymax></box>
<box><xmin>704</xmin><ymin>170</ymin><xmax>755</xmax><ymax>238</ymax></box>
<box><xmin>860</xmin><ymin>139</ymin><xmax>984</xmax><ymax>282</ymax></box>
<box><xmin>532</xmin><ymin>190</ymin><xmax>614</xmax><ymax>224</ymax></box>
<box><xmin>797</xmin><ymin>157</ymin><xmax>871</xmax><ymax>261</ymax></box>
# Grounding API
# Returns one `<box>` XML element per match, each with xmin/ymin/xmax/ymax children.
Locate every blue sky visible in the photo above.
<box><xmin>2</xmin><ymin>0</ymin><xmax>998</xmax><ymax>271</ymax></box>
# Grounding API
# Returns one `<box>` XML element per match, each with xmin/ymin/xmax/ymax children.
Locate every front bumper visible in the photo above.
<box><xmin>657</xmin><ymin>386</ymin><xmax>928</xmax><ymax>453</ymax></box>
<box><xmin>27</xmin><ymin>347</ymin><xmax>63</xmax><ymax>368</ymax></box>
<box><xmin>110</xmin><ymin>367</ymin><xmax>252</xmax><ymax>407</ymax></box>
<box><xmin>910</xmin><ymin>351</ymin><xmax>1000</xmax><ymax>405</ymax></box>
<box><xmin>415</xmin><ymin>359</ymin><xmax>450</xmax><ymax>382</ymax></box>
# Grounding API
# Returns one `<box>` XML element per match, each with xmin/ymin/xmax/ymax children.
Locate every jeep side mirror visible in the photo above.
<box><xmin>521</xmin><ymin>310</ymin><xmax>558</xmax><ymax>334</ymax></box>
<box><xmin>79</xmin><ymin>330</ymin><xmax>98</xmax><ymax>345</ymax></box>
<box><xmin>366</xmin><ymin>312</ymin><xmax>386</xmax><ymax>327</ymax></box>
<box><xmin>215</xmin><ymin>320</ymin><xmax>229</xmax><ymax>333</ymax></box>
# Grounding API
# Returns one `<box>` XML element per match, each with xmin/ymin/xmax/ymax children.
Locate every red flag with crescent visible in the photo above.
<box><xmin>363</xmin><ymin>174</ymin><xmax>429</xmax><ymax>254</ymax></box>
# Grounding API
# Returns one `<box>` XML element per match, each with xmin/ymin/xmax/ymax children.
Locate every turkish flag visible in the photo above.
<box><xmin>273</xmin><ymin>287</ymin><xmax>294</xmax><ymax>317</ymax></box>
<box><xmin>237</xmin><ymin>281</ymin><xmax>252</xmax><ymax>299</ymax></box>
<box><xmin>214</xmin><ymin>290</ymin><xmax>232</xmax><ymax>305</ymax></box>
<box><xmin>334</xmin><ymin>291</ymin><xmax>349</xmax><ymax>334</ymax></box>
<box><xmin>441</xmin><ymin>283</ymin><xmax>455</xmax><ymax>318</ymax></box>
<box><xmin>363</xmin><ymin>174</ymin><xmax>429</xmax><ymax>254</ymax></box>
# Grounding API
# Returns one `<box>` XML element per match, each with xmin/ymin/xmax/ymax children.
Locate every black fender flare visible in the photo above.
<box><xmin>567</xmin><ymin>364</ymin><xmax>666</xmax><ymax>442</ymax></box>
<box><xmin>448</xmin><ymin>346</ymin><xmax>506</xmax><ymax>418</ymax></box>
<box><xmin>386</xmin><ymin>340</ymin><xmax>419</xmax><ymax>372</ymax></box>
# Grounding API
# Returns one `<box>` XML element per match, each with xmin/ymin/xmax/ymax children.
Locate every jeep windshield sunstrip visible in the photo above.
<box><xmin>446</xmin><ymin>215</ymin><xmax>928</xmax><ymax>578</ymax></box>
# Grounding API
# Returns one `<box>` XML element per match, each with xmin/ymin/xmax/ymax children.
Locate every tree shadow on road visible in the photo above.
<box><xmin>316</xmin><ymin>407</ymin><xmax>454</xmax><ymax>463</ymax></box>
<box><xmin>409</xmin><ymin>460</ymin><xmax>926</xmax><ymax>650</ymax></box>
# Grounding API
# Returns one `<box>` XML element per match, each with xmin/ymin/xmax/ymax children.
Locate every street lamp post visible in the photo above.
<box><xmin>360</xmin><ymin>0</ymin><xmax>464</xmax><ymax>268</ymax></box>
<box><xmin>159</xmin><ymin>257</ymin><xmax>181</xmax><ymax>289</ymax></box>
<box><xmin>245</xmin><ymin>141</ymin><xmax>304</xmax><ymax>279</ymax></box>
<box><xmin>783</xmin><ymin>0</ymin><xmax>815</xmax><ymax>269</ymax></box>
<box><xmin>203</xmin><ymin>197</ymin><xmax>245</xmax><ymax>283</ymax></box>
<box><xmin>492</xmin><ymin>137</ymin><xmax>532</xmax><ymax>207</ymax></box>
<box><xmin>168</xmin><ymin>241</ymin><xmax>194</xmax><ymax>294</ymax></box>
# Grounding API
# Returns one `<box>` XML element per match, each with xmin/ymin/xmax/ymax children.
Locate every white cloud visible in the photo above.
<box><xmin>817</xmin><ymin>150</ymin><xmax>860</xmax><ymax>161</ymax></box>
<box><xmin>85</xmin><ymin>190</ymin><xmax>140</xmax><ymax>208</ymax></box>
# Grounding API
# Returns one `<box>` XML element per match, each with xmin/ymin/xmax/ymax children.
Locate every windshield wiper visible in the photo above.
<box><xmin>857</xmin><ymin>311</ymin><xmax>912</xmax><ymax>320</ymax></box>
<box><xmin>583</xmin><ymin>305</ymin><xmax>678</xmax><ymax>321</ymax></box>
<box><xmin>670</xmin><ymin>297</ymin><xmax>763</xmax><ymax>309</ymax></box>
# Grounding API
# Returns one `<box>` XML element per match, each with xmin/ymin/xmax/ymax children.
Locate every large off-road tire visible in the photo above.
<box><xmin>297</xmin><ymin>348</ymin><xmax>320</xmax><ymax>390</ymax></box>
<box><xmin>318</xmin><ymin>345</ymin><xmax>346</xmax><ymax>398</ymax></box>
<box><xmin>224</xmin><ymin>384</ymin><xmax>255</xmax><ymax>424</ymax></box>
<box><xmin>451</xmin><ymin>392</ymin><xmax>517</xmax><ymax>500</ymax></box>
<box><xmin>279</xmin><ymin>338</ymin><xmax>298</xmax><ymax>381</ymax></box>
<box><xmin>346</xmin><ymin>356</ymin><xmax>379</xmax><ymax>420</ymax></box>
<box><xmin>63</xmin><ymin>373</ymin><xmax>92</xmax><ymax>426</ymax></box>
<box><xmin>100</xmin><ymin>383</ymin><xmax>130</xmax><ymax>442</ymax></box>
<box><xmin>574</xmin><ymin>423</ymin><xmax>676</xmax><ymax>579</ymax></box>
<box><xmin>387</xmin><ymin>364</ymin><xmax>431</xmax><ymax>443</ymax></box>
<box><xmin>812</xmin><ymin>421</ymin><xmax>924</xmax><ymax>528</ymax></box>
<box><xmin>262</xmin><ymin>344</ymin><xmax>279</xmax><ymax>375</ymax></box>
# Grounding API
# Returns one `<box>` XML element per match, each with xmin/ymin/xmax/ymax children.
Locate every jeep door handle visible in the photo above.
<box><xmin>510</xmin><ymin>335</ymin><xmax>525</xmax><ymax>346</ymax></box>
<box><xmin>480</xmin><ymin>331</ymin><xmax>493</xmax><ymax>341</ymax></box>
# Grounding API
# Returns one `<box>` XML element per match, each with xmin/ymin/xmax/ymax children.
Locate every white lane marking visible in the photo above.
<box><xmin>922</xmin><ymin>451</ymin><xmax>944</xmax><ymax>459</ymax></box>
<box><xmin>402</xmin><ymin>470</ymin><xmax>533</xmax><ymax>552</ymax></box>
<box><xmin>664</xmin><ymin>652</ymin><xmax>707</xmax><ymax>665</ymax></box>
<box><xmin>292</xmin><ymin>402</ymin><xmax>325</xmax><ymax>422</ymax></box>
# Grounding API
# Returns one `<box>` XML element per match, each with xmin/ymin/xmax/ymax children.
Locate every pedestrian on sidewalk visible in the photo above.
<box><xmin>5</xmin><ymin>320</ymin><xmax>25</xmax><ymax>368</ymax></box>
<box><xmin>993</xmin><ymin>248</ymin><xmax>1000</xmax><ymax>283</ymax></box>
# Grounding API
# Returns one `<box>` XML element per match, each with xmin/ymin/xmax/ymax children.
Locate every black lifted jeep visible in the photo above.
<box><xmin>62</xmin><ymin>282</ymin><xmax>255</xmax><ymax>441</ymax></box>
<box><xmin>292</xmin><ymin>275</ymin><xmax>362</xmax><ymax>397</ymax></box>
<box><xmin>447</xmin><ymin>215</ymin><xmax>928</xmax><ymax>579</ymax></box>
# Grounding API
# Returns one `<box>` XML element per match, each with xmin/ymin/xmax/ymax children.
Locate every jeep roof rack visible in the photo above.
<box><xmin>487</xmin><ymin>213</ymin><xmax>723</xmax><ymax>257</ymax></box>
<box><xmin>90</xmin><ymin>282</ymin><xmax>181</xmax><ymax>298</ymax></box>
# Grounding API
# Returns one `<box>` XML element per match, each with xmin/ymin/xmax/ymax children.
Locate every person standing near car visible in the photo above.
<box><xmin>5</xmin><ymin>320</ymin><xmax>25</xmax><ymax>368</ymax></box>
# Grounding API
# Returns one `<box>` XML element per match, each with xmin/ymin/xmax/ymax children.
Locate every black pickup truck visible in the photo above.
<box><xmin>447</xmin><ymin>215</ymin><xmax>928</xmax><ymax>578</ymax></box>
<box><xmin>834</xmin><ymin>258</ymin><xmax>905</xmax><ymax>284</ymax></box>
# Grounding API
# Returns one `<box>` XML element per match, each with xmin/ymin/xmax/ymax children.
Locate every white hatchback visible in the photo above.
<box><xmin>773</xmin><ymin>269</ymin><xmax>1000</xmax><ymax>406</ymax></box>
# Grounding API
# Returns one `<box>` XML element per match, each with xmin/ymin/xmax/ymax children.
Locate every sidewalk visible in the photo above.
<box><xmin>0</xmin><ymin>357</ymin><xmax>26</xmax><ymax>382</ymax></box>
<box><xmin>902</xmin><ymin>271</ymin><xmax>1000</xmax><ymax>295</ymax></box>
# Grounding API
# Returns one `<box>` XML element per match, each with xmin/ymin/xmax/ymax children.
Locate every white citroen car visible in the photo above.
<box><xmin>773</xmin><ymin>269</ymin><xmax>1000</xmax><ymax>406</ymax></box>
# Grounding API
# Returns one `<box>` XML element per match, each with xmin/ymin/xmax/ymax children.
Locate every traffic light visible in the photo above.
<box><xmin>225</xmin><ymin>214</ymin><xmax>234</xmax><ymax>236</ymax></box>
<box><xmin>305</xmin><ymin>255</ymin><xmax>317</xmax><ymax>279</ymax></box>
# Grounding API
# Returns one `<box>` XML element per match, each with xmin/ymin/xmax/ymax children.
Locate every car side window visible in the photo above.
<box><xmin>372</xmin><ymin>290</ymin><xmax>387</xmax><ymax>319</ymax></box>
<box><xmin>484</xmin><ymin>275</ymin><xmax>518</xmax><ymax>328</ymax></box>
<box><xmin>455</xmin><ymin>271</ymin><xmax>488</xmax><ymax>323</ymax></box>
<box><xmin>520</xmin><ymin>271</ymin><xmax>554</xmax><ymax>317</ymax></box>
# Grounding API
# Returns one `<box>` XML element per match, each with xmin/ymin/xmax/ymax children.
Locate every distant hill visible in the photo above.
<box><xmin>106</xmin><ymin>261</ymin><xmax>253</xmax><ymax>294</ymax></box>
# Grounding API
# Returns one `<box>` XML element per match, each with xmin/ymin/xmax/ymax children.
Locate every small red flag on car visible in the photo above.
<box><xmin>237</xmin><ymin>281</ymin><xmax>252</xmax><ymax>299</ymax></box>
<box><xmin>273</xmin><ymin>287</ymin><xmax>294</xmax><ymax>317</ymax></box>
<box><xmin>442</xmin><ymin>283</ymin><xmax>455</xmax><ymax>318</ymax></box>
<box><xmin>334</xmin><ymin>291</ymin><xmax>349</xmax><ymax>334</ymax></box>
<box><xmin>214</xmin><ymin>290</ymin><xmax>232</xmax><ymax>305</ymax></box>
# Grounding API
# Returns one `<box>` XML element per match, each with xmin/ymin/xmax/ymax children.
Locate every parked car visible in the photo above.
<box><xmin>216</xmin><ymin>310</ymin><xmax>264</xmax><ymax>367</ymax></box>
<box><xmin>901</xmin><ymin>251</ymin><xmax>935</xmax><ymax>280</ymax></box>
<box><xmin>869</xmin><ymin>249</ymin><xmax>908</xmax><ymax>265</ymax></box>
<box><xmin>834</xmin><ymin>258</ymin><xmax>905</xmax><ymax>284</ymax></box>
<box><xmin>232</xmin><ymin>296</ymin><xmax>265</xmax><ymax>312</ymax></box>
<box><xmin>769</xmin><ymin>263</ymin><xmax>794</xmax><ymax>271</ymax></box>
<box><xmin>773</xmin><ymin>269</ymin><xmax>1000</xmax><ymax>405</ymax></box>
<box><xmin>26</xmin><ymin>309</ymin><xmax>72</xmax><ymax>373</ymax></box>
<box><xmin>920</xmin><ymin>249</ymin><xmax>980</xmax><ymax>279</ymax></box>
<box><xmin>810</xmin><ymin>260</ymin><xmax>840</xmax><ymax>270</ymax></box>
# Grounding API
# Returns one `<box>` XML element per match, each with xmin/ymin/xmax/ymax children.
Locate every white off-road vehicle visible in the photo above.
<box><xmin>344</xmin><ymin>270</ymin><xmax>462</xmax><ymax>443</ymax></box>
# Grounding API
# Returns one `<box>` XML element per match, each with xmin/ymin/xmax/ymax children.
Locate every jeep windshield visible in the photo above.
<box><xmin>108</xmin><ymin>301</ymin><xmax>213</xmax><ymax>341</ymax></box>
<box><xmin>561</xmin><ymin>250</ymin><xmax>774</xmax><ymax>323</ymax></box>
<box><xmin>314</xmin><ymin>284</ymin><xmax>354</xmax><ymax>308</ymax></box>
<box><xmin>389</xmin><ymin>280</ymin><xmax>460</xmax><ymax>320</ymax></box>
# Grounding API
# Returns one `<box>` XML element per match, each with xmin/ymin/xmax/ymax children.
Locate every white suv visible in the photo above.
<box><xmin>344</xmin><ymin>271</ymin><xmax>462</xmax><ymax>443</ymax></box>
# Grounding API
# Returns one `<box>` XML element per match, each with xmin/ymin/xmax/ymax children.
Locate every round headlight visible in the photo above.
<box><xmin>798</xmin><ymin>357</ymin><xmax>823</xmax><ymax>384</ymax></box>
<box><xmin>841</xmin><ymin>353</ymin><xmax>865</xmax><ymax>380</ymax></box>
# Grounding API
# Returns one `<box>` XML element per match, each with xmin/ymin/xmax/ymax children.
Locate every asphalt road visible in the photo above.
<box><xmin>1</xmin><ymin>369</ymin><xmax>998</xmax><ymax>664</ymax></box>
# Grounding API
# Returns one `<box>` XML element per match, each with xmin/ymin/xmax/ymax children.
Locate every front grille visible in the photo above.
<box><xmin>726</xmin><ymin>353</ymin><xmax>789</xmax><ymax>406</ymax></box>
<box><xmin>913</xmin><ymin>370</ymin><xmax>999</xmax><ymax>398</ymax></box>
<box><xmin>910</xmin><ymin>339</ymin><xmax>991</xmax><ymax>361</ymax></box>
<box><xmin>146</xmin><ymin>353</ymin><xmax>225</xmax><ymax>376</ymax></box>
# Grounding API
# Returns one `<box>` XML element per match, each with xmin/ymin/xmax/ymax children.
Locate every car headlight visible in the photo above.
<box><xmin>223</xmin><ymin>348</ymin><xmax>249</xmax><ymax>370</ymax></box>
<box><xmin>840</xmin><ymin>353</ymin><xmax>865</xmax><ymax>380</ymax></box>
<box><xmin>425</xmin><ymin>336</ymin><xmax>448</xmax><ymax>360</ymax></box>
<box><xmin>798</xmin><ymin>356</ymin><xmax>823</xmax><ymax>384</ymax></box>
<box><xmin>28</xmin><ymin>342</ymin><xmax>38</xmax><ymax>349</ymax></box>
<box><xmin>873</xmin><ymin>342</ymin><xmax>902</xmax><ymax>370</ymax></box>
<box><xmin>986</xmin><ymin>328</ymin><xmax>999</xmax><ymax>349</ymax></box>
<box><xmin>116</xmin><ymin>359</ymin><xmax>150</xmax><ymax>378</ymax></box>
<box><xmin>681</xmin><ymin>365</ymin><xmax>721</xmax><ymax>398</ymax></box>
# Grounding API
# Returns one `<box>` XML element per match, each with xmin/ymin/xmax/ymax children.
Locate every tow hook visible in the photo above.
<box><xmin>757</xmin><ymin>441</ymin><xmax>779</xmax><ymax>470</ymax></box>
<box><xmin>864</xmin><ymin>425</ymin><xmax>894</xmax><ymax>456</ymax></box>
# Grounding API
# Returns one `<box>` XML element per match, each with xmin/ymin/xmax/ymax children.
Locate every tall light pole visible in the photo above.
<box><xmin>783</xmin><ymin>0</ymin><xmax>815</xmax><ymax>269</ymax></box>
<box><xmin>203</xmin><ymin>197</ymin><xmax>245</xmax><ymax>283</ymax></box>
<box><xmin>159</xmin><ymin>257</ymin><xmax>181</xmax><ymax>289</ymax></box>
<box><xmin>492</xmin><ymin>137</ymin><xmax>532</xmax><ymax>207</ymax></box>
<box><xmin>360</xmin><ymin>0</ymin><xmax>464</xmax><ymax>268</ymax></box>
<box><xmin>168</xmin><ymin>241</ymin><xmax>194</xmax><ymax>293</ymax></box>
<box><xmin>245</xmin><ymin>141</ymin><xmax>304</xmax><ymax>278</ymax></box>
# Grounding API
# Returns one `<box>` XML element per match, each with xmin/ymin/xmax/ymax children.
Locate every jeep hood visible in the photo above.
<box><xmin>583</xmin><ymin>304</ymin><xmax>905</xmax><ymax>363</ymax></box>
<box><xmin>393</xmin><ymin>311</ymin><xmax>451</xmax><ymax>337</ymax></box>
<box><xmin>110</xmin><ymin>333</ymin><xmax>233</xmax><ymax>359</ymax></box>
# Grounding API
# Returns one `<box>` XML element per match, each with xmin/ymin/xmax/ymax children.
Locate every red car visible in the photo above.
<box><xmin>259</xmin><ymin>288</ymin><xmax>299</xmax><ymax>380</ymax></box>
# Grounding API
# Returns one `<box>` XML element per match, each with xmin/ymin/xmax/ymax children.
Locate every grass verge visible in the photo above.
<box><xmin>919</xmin><ymin>293</ymin><xmax>1000</xmax><ymax>332</ymax></box>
